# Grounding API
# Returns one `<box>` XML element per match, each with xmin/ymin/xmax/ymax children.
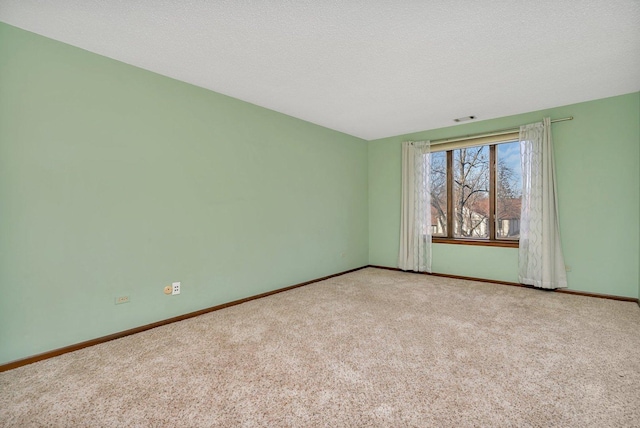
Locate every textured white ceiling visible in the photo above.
<box><xmin>1</xmin><ymin>1</ymin><xmax>639</xmax><ymax>140</ymax></box>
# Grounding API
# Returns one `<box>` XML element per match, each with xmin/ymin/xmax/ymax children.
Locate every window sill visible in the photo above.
<box><xmin>432</xmin><ymin>238</ymin><xmax>519</xmax><ymax>248</ymax></box>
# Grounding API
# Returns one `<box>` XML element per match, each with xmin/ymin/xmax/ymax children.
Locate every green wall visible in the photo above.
<box><xmin>369</xmin><ymin>92</ymin><xmax>640</xmax><ymax>298</ymax></box>
<box><xmin>0</xmin><ymin>23</ymin><xmax>369</xmax><ymax>365</ymax></box>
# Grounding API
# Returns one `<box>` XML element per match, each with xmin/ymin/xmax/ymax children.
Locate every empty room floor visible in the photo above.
<box><xmin>2</xmin><ymin>268</ymin><xmax>639</xmax><ymax>427</ymax></box>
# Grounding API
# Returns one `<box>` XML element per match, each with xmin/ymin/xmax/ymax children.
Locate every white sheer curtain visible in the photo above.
<box><xmin>519</xmin><ymin>118</ymin><xmax>567</xmax><ymax>289</ymax></box>
<box><xmin>398</xmin><ymin>141</ymin><xmax>432</xmax><ymax>273</ymax></box>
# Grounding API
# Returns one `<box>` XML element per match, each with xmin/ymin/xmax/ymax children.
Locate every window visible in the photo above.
<box><xmin>430</xmin><ymin>135</ymin><xmax>522</xmax><ymax>246</ymax></box>
<box><xmin>495</xmin><ymin>142</ymin><xmax>522</xmax><ymax>239</ymax></box>
<box><xmin>430</xmin><ymin>151</ymin><xmax>447</xmax><ymax>236</ymax></box>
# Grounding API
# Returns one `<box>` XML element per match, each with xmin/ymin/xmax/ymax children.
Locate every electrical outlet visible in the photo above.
<box><xmin>115</xmin><ymin>296</ymin><xmax>130</xmax><ymax>305</ymax></box>
<box><xmin>164</xmin><ymin>285</ymin><xmax>172</xmax><ymax>295</ymax></box>
<box><xmin>172</xmin><ymin>282</ymin><xmax>181</xmax><ymax>295</ymax></box>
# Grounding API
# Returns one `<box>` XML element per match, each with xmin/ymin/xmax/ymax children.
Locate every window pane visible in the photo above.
<box><xmin>430</xmin><ymin>151</ymin><xmax>447</xmax><ymax>236</ymax></box>
<box><xmin>496</xmin><ymin>141</ymin><xmax>522</xmax><ymax>239</ymax></box>
<box><xmin>453</xmin><ymin>146</ymin><xmax>489</xmax><ymax>238</ymax></box>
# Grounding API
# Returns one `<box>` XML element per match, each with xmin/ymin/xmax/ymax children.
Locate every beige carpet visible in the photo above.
<box><xmin>2</xmin><ymin>267</ymin><xmax>640</xmax><ymax>427</ymax></box>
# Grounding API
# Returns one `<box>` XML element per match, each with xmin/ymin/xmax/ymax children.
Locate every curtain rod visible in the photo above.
<box><xmin>430</xmin><ymin>116</ymin><xmax>573</xmax><ymax>146</ymax></box>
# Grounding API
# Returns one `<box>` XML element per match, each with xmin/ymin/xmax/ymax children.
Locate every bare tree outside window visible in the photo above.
<box><xmin>430</xmin><ymin>141</ymin><xmax>522</xmax><ymax>242</ymax></box>
<box><xmin>453</xmin><ymin>146</ymin><xmax>490</xmax><ymax>238</ymax></box>
<box><xmin>430</xmin><ymin>151</ymin><xmax>447</xmax><ymax>236</ymax></box>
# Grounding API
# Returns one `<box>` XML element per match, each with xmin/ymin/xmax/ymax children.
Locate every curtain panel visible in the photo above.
<box><xmin>519</xmin><ymin>118</ymin><xmax>567</xmax><ymax>289</ymax></box>
<box><xmin>398</xmin><ymin>141</ymin><xmax>432</xmax><ymax>273</ymax></box>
